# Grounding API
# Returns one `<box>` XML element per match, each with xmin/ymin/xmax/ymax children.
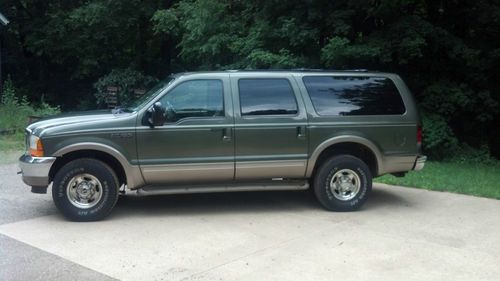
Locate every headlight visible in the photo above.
<box><xmin>29</xmin><ymin>135</ymin><xmax>44</xmax><ymax>157</ymax></box>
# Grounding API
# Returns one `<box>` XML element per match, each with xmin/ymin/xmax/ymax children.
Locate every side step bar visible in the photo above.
<box><xmin>135</xmin><ymin>181</ymin><xmax>309</xmax><ymax>196</ymax></box>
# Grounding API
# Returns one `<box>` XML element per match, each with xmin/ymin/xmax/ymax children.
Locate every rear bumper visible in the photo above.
<box><xmin>413</xmin><ymin>155</ymin><xmax>427</xmax><ymax>171</ymax></box>
<box><xmin>18</xmin><ymin>154</ymin><xmax>56</xmax><ymax>187</ymax></box>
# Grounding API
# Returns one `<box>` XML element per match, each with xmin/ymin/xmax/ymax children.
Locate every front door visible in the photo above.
<box><xmin>230</xmin><ymin>74</ymin><xmax>309</xmax><ymax>180</ymax></box>
<box><xmin>136</xmin><ymin>76</ymin><xmax>234</xmax><ymax>185</ymax></box>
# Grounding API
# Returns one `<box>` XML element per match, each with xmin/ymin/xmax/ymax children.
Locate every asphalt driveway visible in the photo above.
<box><xmin>1</xmin><ymin>163</ymin><xmax>499</xmax><ymax>281</ymax></box>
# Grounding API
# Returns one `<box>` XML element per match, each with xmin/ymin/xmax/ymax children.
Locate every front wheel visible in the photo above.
<box><xmin>314</xmin><ymin>155</ymin><xmax>372</xmax><ymax>211</ymax></box>
<box><xmin>52</xmin><ymin>158</ymin><xmax>119</xmax><ymax>221</ymax></box>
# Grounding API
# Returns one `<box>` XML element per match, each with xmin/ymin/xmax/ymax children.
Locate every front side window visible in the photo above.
<box><xmin>302</xmin><ymin>76</ymin><xmax>406</xmax><ymax>116</ymax></box>
<box><xmin>159</xmin><ymin>79</ymin><xmax>224</xmax><ymax>122</ymax></box>
<box><xmin>239</xmin><ymin>79</ymin><xmax>298</xmax><ymax>116</ymax></box>
<box><xmin>126</xmin><ymin>77</ymin><xmax>175</xmax><ymax>112</ymax></box>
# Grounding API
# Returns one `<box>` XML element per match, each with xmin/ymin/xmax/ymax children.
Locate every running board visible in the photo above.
<box><xmin>135</xmin><ymin>181</ymin><xmax>309</xmax><ymax>196</ymax></box>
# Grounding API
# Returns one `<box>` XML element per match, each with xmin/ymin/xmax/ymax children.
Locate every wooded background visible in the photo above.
<box><xmin>0</xmin><ymin>0</ymin><xmax>499</xmax><ymax>159</ymax></box>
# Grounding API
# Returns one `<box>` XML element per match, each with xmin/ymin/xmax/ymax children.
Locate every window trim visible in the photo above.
<box><xmin>302</xmin><ymin>75</ymin><xmax>407</xmax><ymax>117</ymax></box>
<box><xmin>159</xmin><ymin>78</ymin><xmax>226</xmax><ymax>124</ymax></box>
<box><xmin>237</xmin><ymin>78</ymin><xmax>300</xmax><ymax>118</ymax></box>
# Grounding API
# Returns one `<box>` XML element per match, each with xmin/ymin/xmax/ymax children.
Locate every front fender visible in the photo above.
<box><xmin>53</xmin><ymin>142</ymin><xmax>145</xmax><ymax>189</ymax></box>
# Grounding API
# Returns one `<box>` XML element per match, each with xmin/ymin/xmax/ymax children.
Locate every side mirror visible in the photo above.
<box><xmin>147</xmin><ymin>102</ymin><xmax>166</xmax><ymax>127</ymax></box>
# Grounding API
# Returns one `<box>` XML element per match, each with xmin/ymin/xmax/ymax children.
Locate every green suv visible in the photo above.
<box><xmin>19</xmin><ymin>70</ymin><xmax>426</xmax><ymax>221</ymax></box>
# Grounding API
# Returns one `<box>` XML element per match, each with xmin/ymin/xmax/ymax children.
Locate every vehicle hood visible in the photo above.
<box><xmin>27</xmin><ymin>110</ymin><xmax>133</xmax><ymax>135</ymax></box>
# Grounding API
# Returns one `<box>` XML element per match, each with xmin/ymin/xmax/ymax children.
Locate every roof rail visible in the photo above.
<box><xmin>292</xmin><ymin>68</ymin><xmax>370</xmax><ymax>72</ymax></box>
<box><xmin>345</xmin><ymin>69</ymin><xmax>370</xmax><ymax>72</ymax></box>
<box><xmin>224</xmin><ymin>68</ymin><xmax>372</xmax><ymax>72</ymax></box>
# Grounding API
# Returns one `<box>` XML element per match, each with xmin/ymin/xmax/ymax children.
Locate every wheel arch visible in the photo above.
<box><xmin>307</xmin><ymin>136</ymin><xmax>383</xmax><ymax>178</ymax></box>
<box><xmin>49</xmin><ymin>143</ymin><xmax>144</xmax><ymax>189</ymax></box>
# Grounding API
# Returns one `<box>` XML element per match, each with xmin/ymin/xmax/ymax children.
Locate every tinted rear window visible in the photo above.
<box><xmin>302</xmin><ymin>76</ymin><xmax>406</xmax><ymax>116</ymax></box>
<box><xmin>239</xmin><ymin>79</ymin><xmax>298</xmax><ymax>116</ymax></box>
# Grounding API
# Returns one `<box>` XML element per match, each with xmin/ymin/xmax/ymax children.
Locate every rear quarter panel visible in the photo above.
<box><xmin>294</xmin><ymin>73</ymin><xmax>420</xmax><ymax>176</ymax></box>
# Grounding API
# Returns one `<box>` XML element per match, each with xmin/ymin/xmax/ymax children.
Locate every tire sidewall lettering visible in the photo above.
<box><xmin>324</xmin><ymin>166</ymin><xmax>339</xmax><ymax>200</ymax></box>
<box><xmin>52</xmin><ymin>159</ymin><xmax>118</xmax><ymax>221</ymax></box>
<box><xmin>57</xmin><ymin>167</ymin><xmax>84</xmax><ymax>198</ymax></box>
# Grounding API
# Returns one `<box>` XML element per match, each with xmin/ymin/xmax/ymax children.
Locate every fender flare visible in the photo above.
<box><xmin>306</xmin><ymin>135</ymin><xmax>384</xmax><ymax>177</ymax></box>
<box><xmin>52</xmin><ymin>142</ymin><xmax>145</xmax><ymax>189</ymax></box>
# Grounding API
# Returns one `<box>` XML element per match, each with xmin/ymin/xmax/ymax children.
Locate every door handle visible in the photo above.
<box><xmin>222</xmin><ymin>128</ymin><xmax>232</xmax><ymax>142</ymax></box>
<box><xmin>211</xmin><ymin>127</ymin><xmax>232</xmax><ymax>141</ymax></box>
<box><xmin>297</xmin><ymin>126</ymin><xmax>306</xmax><ymax>139</ymax></box>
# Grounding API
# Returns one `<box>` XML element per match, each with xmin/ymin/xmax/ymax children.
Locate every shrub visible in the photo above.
<box><xmin>0</xmin><ymin>77</ymin><xmax>32</xmax><ymax>132</ymax></box>
<box><xmin>37</xmin><ymin>98</ymin><xmax>61</xmax><ymax>117</ymax></box>
<box><xmin>0</xmin><ymin>77</ymin><xmax>60</xmax><ymax>133</ymax></box>
<box><xmin>449</xmin><ymin>144</ymin><xmax>497</xmax><ymax>165</ymax></box>
<box><xmin>421</xmin><ymin>112</ymin><xmax>497</xmax><ymax>164</ymax></box>
<box><xmin>421</xmin><ymin>113</ymin><xmax>459</xmax><ymax>160</ymax></box>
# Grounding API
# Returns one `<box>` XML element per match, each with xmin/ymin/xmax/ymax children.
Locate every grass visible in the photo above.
<box><xmin>0</xmin><ymin>133</ymin><xmax>24</xmax><ymax>150</ymax></box>
<box><xmin>376</xmin><ymin>161</ymin><xmax>500</xmax><ymax>199</ymax></box>
<box><xmin>0</xmin><ymin>134</ymin><xmax>24</xmax><ymax>164</ymax></box>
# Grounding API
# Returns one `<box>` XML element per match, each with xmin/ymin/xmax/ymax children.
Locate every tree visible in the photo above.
<box><xmin>1</xmin><ymin>0</ymin><xmax>499</xmax><ymax>158</ymax></box>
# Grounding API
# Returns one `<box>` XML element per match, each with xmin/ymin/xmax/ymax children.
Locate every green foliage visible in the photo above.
<box><xmin>421</xmin><ymin>81</ymin><xmax>499</xmax><ymax>123</ymax></box>
<box><xmin>37</xmin><ymin>99</ymin><xmax>62</xmax><ymax>117</ymax></box>
<box><xmin>321</xmin><ymin>37</ymin><xmax>383</xmax><ymax>67</ymax></box>
<box><xmin>449</xmin><ymin>144</ymin><xmax>496</xmax><ymax>166</ymax></box>
<box><xmin>2</xmin><ymin>0</ymin><xmax>500</xmax><ymax>159</ymax></box>
<box><xmin>151</xmin><ymin>0</ymin><xmax>314</xmax><ymax>69</ymax></box>
<box><xmin>0</xmin><ymin>77</ymin><xmax>60</xmax><ymax>133</ymax></box>
<box><xmin>0</xmin><ymin>77</ymin><xmax>33</xmax><ymax>132</ymax></box>
<box><xmin>246</xmin><ymin>49</ymin><xmax>301</xmax><ymax>69</ymax></box>
<box><xmin>422</xmin><ymin>114</ymin><xmax>458</xmax><ymax>159</ymax></box>
<box><xmin>17</xmin><ymin>0</ymin><xmax>166</xmax><ymax>79</ymax></box>
<box><xmin>94</xmin><ymin>68</ymin><xmax>158</xmax><ymax>106</ymax></box>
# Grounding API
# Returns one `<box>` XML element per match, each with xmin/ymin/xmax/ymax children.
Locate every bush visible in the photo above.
<box><xmin>421</xmin><ymin>112</ymin><xmax>496</xmax><ymax>164</ymax></box>
<box><xmin>37</xmin><ymin>99</ymin><xmax>62</xmax><ymax>117</ymax></box>
<box><xmin>0</xmin><ymin>77</ymin><xmax>60</xmax><ymax>133</ymax></box>
<box><xmin>422</xmin><ymin>113</ymin><xmax>459</xmax><ymax>159</ymax></box>
<box><xmin>449</xmin><ymin>144</ymin><xmax>497</xmax><ymax>165</ymax></box>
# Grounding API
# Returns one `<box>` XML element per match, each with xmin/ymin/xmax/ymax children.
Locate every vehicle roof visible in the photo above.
<box><xmin>171</xmin><ymin>69</ymin><xmax>395</xmax><ymax>77</ymax></box>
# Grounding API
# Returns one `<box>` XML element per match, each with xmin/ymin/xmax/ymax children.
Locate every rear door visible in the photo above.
<box><xmin>230</xmin><ymin>73</ymin><xmax>308</xmax><ymax>180</ymax></box>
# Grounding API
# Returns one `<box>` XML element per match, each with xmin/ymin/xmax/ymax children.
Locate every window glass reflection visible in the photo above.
<box><xmin>303</xmin><ymin>76</ymin><xmax>406</xmax><ymax>116</ymax></box>
<box><xmin>239</xmin><ymin>79</ymin><xmax>298</xmax><ymax>116</ymax></box>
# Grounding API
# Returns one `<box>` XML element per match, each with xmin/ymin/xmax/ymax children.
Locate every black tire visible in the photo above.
<box><xmin>314</xmin><ymin>155</ymin><xmax>372</xmax><ymax>211</ymax></box>
<box><xmin>52</xmin><ymin>158</ymin><xmax>119</xmax><ymax>221</ymax></box>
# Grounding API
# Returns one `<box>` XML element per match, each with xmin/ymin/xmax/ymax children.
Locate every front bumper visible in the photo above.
<box><xmin>413</xmin><ymin>155</ymin><xmax>427</xmax><ymax>171</ymax></box>
<box><xmin>18</xmin><ymin>154</ymin><xmax>56</xmax><ymax>187</ymax></box>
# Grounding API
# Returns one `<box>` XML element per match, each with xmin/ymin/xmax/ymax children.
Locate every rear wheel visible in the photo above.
<box><xmin>52</xmin><ymin>158</ymin><xmax>119</xmax><ymax>221</ymax></box>
<box><xmin>314</xmin><ymin>155</ymin><xmax>372</xmax><ymax>211</ymax></box>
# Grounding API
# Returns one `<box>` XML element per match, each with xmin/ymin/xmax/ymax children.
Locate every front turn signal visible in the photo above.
<box><xmin>29</xmin><ymin>135</ymin><xmax>44</xmax><ymax>157</ymax></box>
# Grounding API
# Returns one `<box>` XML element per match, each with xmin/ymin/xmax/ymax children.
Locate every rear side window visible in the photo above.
<box><xmin>302</xmin><ymin>76</ymin><xmax>406</xmax><ymax>116</ymax></box>
<box><xmin>239</xmin><ymin>79</ymin><xmax>298</xmax><ymax>116</ymax></box>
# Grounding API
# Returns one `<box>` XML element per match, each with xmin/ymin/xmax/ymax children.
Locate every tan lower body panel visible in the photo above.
<box><xmin>141</xmin><ymin>162</ymin><xmax>234</xmax><ymax>185</ymax></box>
<box><xmin>235</xmin><ymin>160</ymin><xmax>307</xmax><ymax>180</ymax></box>
<box><xmin>380</xmin><ymin>155</ymin><xmax>416</xmax><ymax>175</ymax></box>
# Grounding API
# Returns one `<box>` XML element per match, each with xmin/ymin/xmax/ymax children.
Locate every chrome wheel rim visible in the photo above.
<box><xmin>66</xmin><ymin>173</ymin><xmax>103</xmax><ymax>209</ymax></box>
<box><xmin>329</xmin><ymin>169</ymin><xmax>361</xmax><ymax>201</ymax></box>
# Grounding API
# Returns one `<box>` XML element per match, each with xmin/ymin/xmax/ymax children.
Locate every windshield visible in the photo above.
<box><xmin>125</xmin><ymin>77</ymin><xmax>175</xmax><ymax>112</ymax></box>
